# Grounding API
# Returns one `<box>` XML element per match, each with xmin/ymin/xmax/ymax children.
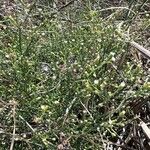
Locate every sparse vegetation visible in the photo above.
<box><xmin>0</xmin><ymin>0</ymin><xmax>150</xmax><ymax>149</ymax></box>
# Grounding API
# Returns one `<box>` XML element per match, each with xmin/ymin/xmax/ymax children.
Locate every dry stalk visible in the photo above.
<box><xmin>130</xmin><ymin>41</ymin><xmax>150</xmax><ymax>60</ymax></box>
<box><xmin>10</xmin><ymin>100</ymin><xmax>17</xmax><ymax>150</ymax></box>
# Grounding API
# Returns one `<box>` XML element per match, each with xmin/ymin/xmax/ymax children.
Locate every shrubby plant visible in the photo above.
<box><xmin>0</xmin><ymin>0</ymin><xmax>149</xmax><ymax>149</ymax></box>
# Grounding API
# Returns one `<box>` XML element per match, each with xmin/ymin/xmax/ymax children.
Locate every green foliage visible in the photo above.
<box><xmin>0</xmin><ymin>0</ymin><xmax>149</xmax><ymax>149</ymax></box>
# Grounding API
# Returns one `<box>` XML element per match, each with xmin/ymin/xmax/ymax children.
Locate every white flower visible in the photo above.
<box><xmin>38</xmin><ymin>8</ymin><xmax>42</xmax><ymax>12</ymax></box>
<box><xmin>110</xmin><ymin>52</ymin><xmax>115</xmax><ymax>56</ymax></box>
<box><xmin>54</xmin><ymin>101</ymin><xmax>59</xmax><ymax>104</ymax></box>
<box><xmin>83</xmin><ymin>110</ymin><xmax>87</xmax><ymax>114</ymax></box>
<box><xmin>93</xmin><ymin>73</ymin><xmax>96</xmax><ymax>77</ymax></box>
<box><xmin>97</xmin><ymin>127</ymin><xmax>100</xmax><ymax>131</ymax></box>
<box><xmin>41</xmin><ymin>32</ymin><xmax>45</xmax><ymax>36</ymax></box>
<box><xmin>94</xmin><ymin>80</ymin><xmax>99</xmax><ymax>85</ymax></box>
<box><xmin>111</xmin><ymin>56</ymin><xmax>116</xmax><ymax>62</ymax></box>
<box><xmin>41</xmin><ymin>105</ymin><xmax>48</xmax><ymax>111</ymax></box>
<box><xmin>109</xmin><ymin>119</ymin><xmax>112</xmax><ymax>124</ymax></box>
<box><xmin>97</xmin><ymin>38</ymin><xmax>101</xmax><ymax>42</ymax></box>
<box><xmin>5</xmin><ymin>54</ymin><xmax>10</xmax><ymax>58</ymax></box>
<box><xmin>52</xmin><ymin>75</ymin><xmax>56</xmax><ymax>80</ymax></box>
<box><xmin>52</xmin><ymin>138</ymin><xmax>56</xmax><ymax>141</ymax></box>
<box><xmin>120</xmin><ymin>81</ymin><xmax>125</xmax><ymax>87</ymax></box>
